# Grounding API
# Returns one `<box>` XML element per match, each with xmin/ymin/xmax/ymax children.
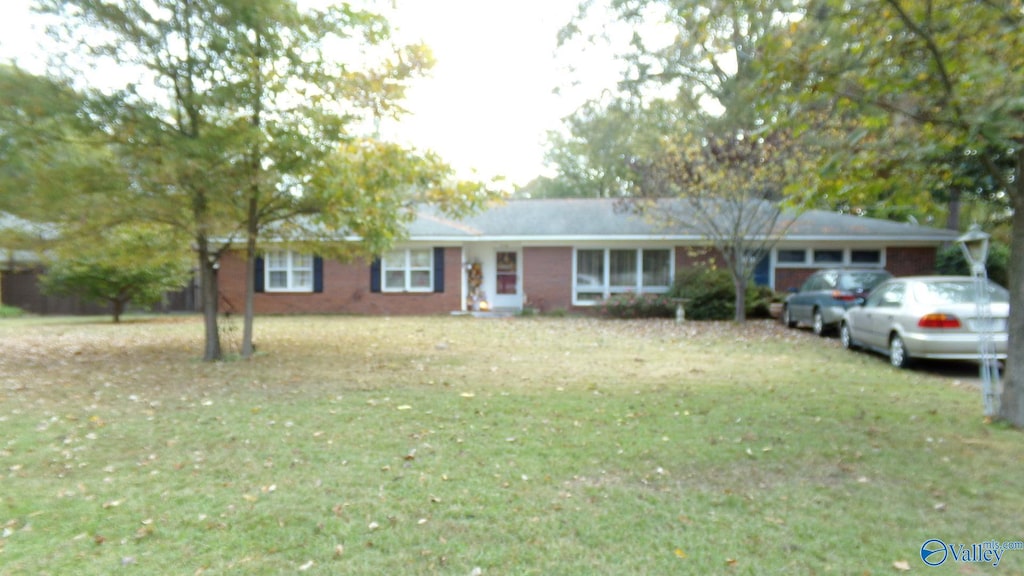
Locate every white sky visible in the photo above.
<box><xmin>0</xmin><ymin>0</ymin><xmax>624</xmax><ymax>190</ymax></box>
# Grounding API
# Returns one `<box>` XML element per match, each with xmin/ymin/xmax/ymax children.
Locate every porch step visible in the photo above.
<box><xmin>451</xmin><ymin>308</ymin><xmax>519</xmax><ymax>318</ymax></box>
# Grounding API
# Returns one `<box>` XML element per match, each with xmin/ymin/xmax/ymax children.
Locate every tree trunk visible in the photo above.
<box><xmin>733</xmin><ymin>271</ymin><xmax>747</xmax><ymax>323</ymax></box>
<box><xmin>198</xmin><ymin>244</ymin><xmax>223</xmax><ymax>362</ymax></box>
<box><xmin>241</xmin><ymin>197</ymin><xmax>257</xmax><ymax>359</ymax></box>
<box><xmin>946</xmin><ymin>187</ymin><xmax>961</xmax><ymax>231</ymax></box>
<box><xmin>997</xmin><ymin>149</ymin><xmax>1024</xmax><ymax>427</ymax></box>
<box><xmin>112</xmin><ymin>299</ymin><xmax>125</xmax><ymax>323</ymax></box>
<box><xmin>241</xmin><ymin>31</ymin><xmax>263</xmax><ymax>360</ymax></box>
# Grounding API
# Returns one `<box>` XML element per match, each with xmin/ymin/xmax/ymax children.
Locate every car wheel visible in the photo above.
<box><xmin>839</xmin><ymin>322</ymin><xmax>857</xmax><ymax>350</ymax></box>
<box><xmin>782</xmin><ymin>306</ymin><xmax>796</xmax><ymax>328</ymax></box>
<box><xmin>812</xmin><ymin>310</ymin><xmax>827</xmax><ymax>336</ymax></box>
<box><xmin>889</xmin><ymin>334</ymin><xmax>911</xmax><ymax>369</ymax></box>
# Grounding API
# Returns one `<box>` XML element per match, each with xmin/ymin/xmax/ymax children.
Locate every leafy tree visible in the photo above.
<box><xmin>0</xmin><ymin>65</ymin><xmax>120</xmax><ymax>226</ymax></box>
<box><xmin>197</xmin><ymin>0</ymin><xmax>441</xmax><ymax>358</ymax></box>
<box><xmin>547</xmin><ymin>1</ymin><xmax>802</xmax><ymax>199</ymax></box>
<box><xmin>758</xmin><ymin>0</ymin><xmax>1024</xmax><ymax>425</ymax></box>
<box><xmin>539</xmin><ymin>98</ymin><xmax>681</xmax><ymax>198</ymax></box>
<box><xmin>35</xmin><ymin>0</ymin><xmax>483</xmax><ymax>361</ymax></box>
<box><xmin>555</xmin><ymin>1</ymin><xmax>807</xmax><ymax>321</ymax></box>
<box><xmin>629</xmin><ymin>129</ymin><xmax>801</xmax><ymax>321</ymax></box>
<box><xmin>561</xmin><ymin>0</ymin><xmax>801</xmax><ymax>122</ymax></box>
<box><xmin>41</xmin><ymin>225</ymin><xmax>192</xmax><ymax>322</ymax></box>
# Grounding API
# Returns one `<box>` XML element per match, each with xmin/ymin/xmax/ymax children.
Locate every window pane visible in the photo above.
<box><xmin>496</xmin><ymin>252</ymin><xmax>516</xmax><ymax>273</ymax></box>
<box><xmin>850</xmin><ymin>250</ymin><xmax>881</xmax><ymax>264</ymax></box>
<box><xmin>576</xmin><ymin>250</ymin><xmax>603</xmax><ymax>288</ymax></box>
<box><xmin>609</xmin><ymin>250</ymin><xmax>637</xmax><ymax>287</ymax></box>
<box><xmin>409</xmin><ymin>249</ymin><xmax>432</xmax><ymax>268</ymax></box>
<box><xmin>497</xmin><ymin>273</ymin><xmax>516</xmax><ymax>295</ymax></box>
<box><xmin>268</xmin><ymin>271</ymin><xmax>287</xmax><ymax>288</ymax></box>
<box><xmin>813</xmin><ymin>249</ymin><xmax>843</xmax><ymax>264</ymax></box>
<box><xmin>292</xmin><ymin>253</ymin><xmax>313</xmax><ymax>269</ymax></box>
<box><xmin>576</xmin><ymin>292</ymin><xmax>604</xmax><ymax>302</ymax></box>
<box><xmin>383</xmin><ymin>251</ymin><xmax>405</xmax><ymax>268</ymax></box>
<box><xmin>267</xmin><ymin>251</ymin><xmax>288</xmax><ymax>268</ymax></box>
<box><xmin>777</xmin><ymin>249</ymin><xmax>806</xmax><ymax>264</ymax></box>
<box><xmin>642</xmin><ymin>250</ymin><xmax>670</xmax><ymax>287</ymax></box>
<box><xmin>410</xmin><ymin>270</ymin><xmax>432</xmax><ymax>289</ymax></box>
<box><xmin>384</xmin><ymin>270</ymin><xmax>405</xmax><ymax>290</ymax></box>
<box><xmin>293</xmin><ymin>271</ymin><xmax>312</xmax><ymax>289</ymax></box>
<box><xmin>496</xmin><ymin>252</ymin><xmax>517</xmax><ymax>295</ymax></box>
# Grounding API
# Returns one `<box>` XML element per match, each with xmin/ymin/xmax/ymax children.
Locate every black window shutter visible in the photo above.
<box><xmin>370</xmin><ymin>258</ymin><xmax>381</xmax><ymax>293</ymax></box>
<box><xmin>433</xmin><ymin>247</ymin><xmax>445</xmax><ymax>293</ymax></box>
<box><xmin>313</xmin><ymin>256</ymin><xmax>324</xmax><ymax>293</ymax></box>
<box><xmin>255</xmin><ymin>256</ymin><xmax>265</xmax><ymax>293</ymax></box>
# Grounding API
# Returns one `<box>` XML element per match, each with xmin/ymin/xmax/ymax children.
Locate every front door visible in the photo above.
<box><xmin>491</xmin><ymin>250</ymin><xmax>522</xmax><ymax>310</ymax></box>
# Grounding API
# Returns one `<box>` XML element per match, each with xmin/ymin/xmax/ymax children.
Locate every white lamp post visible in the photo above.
<box><xmin>957</xmin><ymin>224</ymin><xmax>1000</xmax><ymax>417</ymax></box>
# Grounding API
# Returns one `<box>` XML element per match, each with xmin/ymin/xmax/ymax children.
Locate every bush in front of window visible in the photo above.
<box><xmin>603</xmin><ymin>292</ymin><xmax>675</xmax><ymax>319</ymax></box>
<box><xmin>668</xmin><ymin>266</ymin><xmax>779</xmax><ymax>320</ymax></box>
<box><xmin>669</xmin><ymin>266</ymin><xmax>733</xmax><ymax>320</ymax></box>
<box><xmin>746</xmin><ymin>285</ymin><xmax>782</xmax><ymax>319</ymax></box>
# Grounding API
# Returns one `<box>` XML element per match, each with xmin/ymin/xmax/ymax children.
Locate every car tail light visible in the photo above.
<box><xmin>831</xmin><ymin>290</ymin><xmax>859</xmax><ymax>301</ymax></box>
<box><xmin>918</xmin><ymin>314</ymin><xmax>961</xmax><ymax>329</ymax></box>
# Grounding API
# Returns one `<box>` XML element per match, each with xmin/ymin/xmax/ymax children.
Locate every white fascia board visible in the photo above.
<box><xmin>251</xmin><ymin>233</ymin><xmax>952</xmax><ymax>246</ymax></box>
<box><xmin>780</xmin><ymin>235</ymin><xmax>954</xmax><ymax>244</ymax></box>
<box><xmin>406</xmin><ymin>235</ymin><xmax>707</xmax><ymax>244</ymax></box>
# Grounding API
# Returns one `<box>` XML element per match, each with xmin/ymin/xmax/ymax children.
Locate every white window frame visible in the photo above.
<box><xmin>572</xmin><ymin>247</ymin><xmax>674</xmax><ymax>306</ymax></box>
<box><xmin>264</xmin><ymin>250</ymin><xmax>314</xmax><ymax>293</ymax></box>
<box><xmin>382</xmin><ymin>248</ymin><xmax>433</xmax><ymax>293</ymax></box>
<box><xmin>773</xmin><ymin>247</ymin><xmax>885</xmax><ymax>269</ymax></box>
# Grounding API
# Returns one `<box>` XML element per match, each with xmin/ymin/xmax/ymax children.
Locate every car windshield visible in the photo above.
<box><xmin>837</xmin><ymin>271</ymin><xmax>891</xmax><ymax>291</ymax></box>
<box><xmin>911</xmin><ymin>280</ymin><xmax>1009</xmax><ymax>305</ymax></box>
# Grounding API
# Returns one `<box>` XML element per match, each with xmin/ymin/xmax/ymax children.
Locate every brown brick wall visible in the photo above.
<box><xmin>775</xmin><ymin>268</ymin><xmax>815</xmax><ymax>292</ymax></box>
<box><xmin>885</xmin><ymin>246</ymin><xmax>938</xmax><ymax>277</ymax></box>
<box><xmin>218</xmin><ymin>248</ymin><xmax>462</xmax><ymax>315</ymax></box>
<box><xmin>217</xmin><ymin>244</ymin><xmax>940</xmax><ymax>315</ymax></box>
<box><xmin>522</xmin><ymin>247</ymin><xmax>573</xmax><ymax>312</ymax></box>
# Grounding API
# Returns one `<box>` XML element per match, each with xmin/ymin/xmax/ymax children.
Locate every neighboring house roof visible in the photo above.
<box><xmin>0</xmin><ymin>212</ymin><xmax>58</xmax><ymax>267</ymax></box>
<box><xmin>407</xmin><ymin>199</ymin><xmax>958</xmax><ymax>244</ymax></box>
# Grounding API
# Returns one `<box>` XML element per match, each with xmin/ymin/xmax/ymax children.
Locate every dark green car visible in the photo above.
<box><xmin>782</xmin><ymin>269</ymin><xmax>893</xmax><ymax>336</ymax></box>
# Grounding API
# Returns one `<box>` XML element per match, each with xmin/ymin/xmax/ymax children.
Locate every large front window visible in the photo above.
<box><xmin>265</xmin><ymin>250</ymin><xmax>313</xmax><ymax>292</ymax></box>
<box><xmin>383</xmin><ymin>249</ymin><xmax>433</xmax><ymax>292</ymax></box>
<box><xmin>574</xmin><ymin>248</ymin><xmax>672</xmax><ymax>304</ymax></box>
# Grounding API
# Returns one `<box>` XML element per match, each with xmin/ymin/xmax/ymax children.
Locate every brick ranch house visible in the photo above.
<box><xmin>217</xmin><ymin>198</ymin><xmax>958</xmax><ymax>315</ymax></box>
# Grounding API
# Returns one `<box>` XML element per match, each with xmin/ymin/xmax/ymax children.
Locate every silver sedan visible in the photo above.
<box><xmin>839</xmin><ymin>276</ymin><xmax>1009</xmax><ymax>368</ymax></box>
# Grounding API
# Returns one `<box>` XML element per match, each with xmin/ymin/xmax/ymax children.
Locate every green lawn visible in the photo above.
<box><xmin>1</xmin><ymin>315</ymin><xmax>1021</xmax><ymax>574</ymax></box>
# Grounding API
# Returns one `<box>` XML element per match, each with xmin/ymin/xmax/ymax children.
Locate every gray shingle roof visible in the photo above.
<box><xmin>408</xmin><ymin>199</ymin><xmax>958</xmax><ymax>243</ymax></box>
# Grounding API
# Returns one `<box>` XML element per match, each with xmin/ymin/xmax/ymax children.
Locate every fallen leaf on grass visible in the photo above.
<box><xmin>298</xmin><ymin>560</ymin><xmax>314</xmax><ymax>571</ymax></box>
<box><xmin>674</xmin><ymin>549</ymin><xmax>687</xmax><ymax>559</ymax></box>
<box><xmin>893</xmin><ymin>560</ymin><xmax>910</xmax><ymax>571</ymax></box>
